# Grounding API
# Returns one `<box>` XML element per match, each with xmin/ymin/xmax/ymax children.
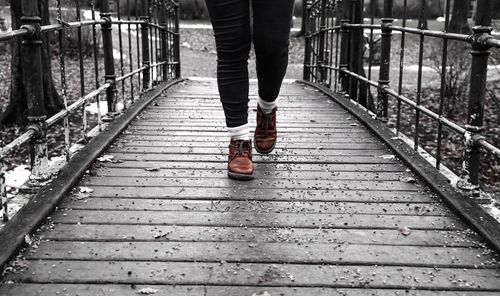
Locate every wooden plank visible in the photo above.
<box><xmin>106</xmin><ymin>147</ymin><xmax>389</xmax><ymax>157</ymax></box>
<box><xmin>80</xmin><ymin>176</ymin><xmax>421</xmax><ymax>191</ymax></box>
<box><xmin>128</xmin><ymin>126</ymin><xmax>371</xmax><ymax>133</ymax></box>
<box><xmin>126</xmin><ymin>130</ymin><xmax>374</xmax><ymax>137</ymax></box>
<box><xmin>2</xmin><ymin>284</ymin><xmax>498</xmax><ymax>296</ymax></box>
<box><xmin>116</xmin><ymin>141</ymin><xmax>386</xmax><ymax>150</ymax></box>
<box><xmin>83</xmin><ymin>186</ymin><xmax>436</xmax><ymax>203</ymax></box>
<box><xmin>92</xmin><ymin>167</ymin><xmax>412</xmax><ymax>181</ymax></box>
<box><xmin>7</xmin><ymin>261</ymin><xmax>500</xmax><ymax>290</ymax></box>
<box><xmin>60</xmin><ymin>198</ymin><xmax>451</xmax><ymax>216</ymax></box>
<box><xmin>133</xmin><ymin>117</ymin><xmax>363</xmax><ymax>124</ymax></box>
<box><xmin>101</xmin><ymin>153</ymin><xmax>400</xmax><ymax>164</ymax></box>
<box><xmin>29</xmin><ymin>241</ymin><xmax>498</xmax><ymax>268</ymax></box>
<box><xmin>129</xmin><ymin>123</ymin><xmax>370</xmax><ymax>128</ymax></box>
<box><xmin>43</xmin><ymin>224</ymin><xmax>483</xmax><ymax>247</ymax></box>
<box><xmin>50</xmin><ymin>210</ymin><xmax>466</xmax><ymax>230</ymax></box>
<box><xmin>100</xmin><ymin>161</ymin><xmax>408</xmax><ymax>172</ymax></box>
<box><xmin>122</xmin><ymin>135</ymin><xmax>383</xmax><ymax>143</ymax></box>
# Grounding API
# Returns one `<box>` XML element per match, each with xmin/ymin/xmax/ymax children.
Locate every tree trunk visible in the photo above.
<box><xmin>449</xmin><ymin>0</ymin><xmax>471</xmax><ymax>34</ymax></box>
<box><xmin>370</xmin><ymin>0</ymin><xmax>381</xmax><ymax>18</ymax></box>
<box><xmin>0</xmin><ymin>0</ymin><xmax>63</xmax><ymax>125</ymax></box>
<box><xmin>293</xmin><ymin>0</ymin><xmax>306</xmax><ymax>37</ymax></box>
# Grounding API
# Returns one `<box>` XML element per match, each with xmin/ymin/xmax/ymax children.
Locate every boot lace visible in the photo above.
<box><xmin>258</xmin><ymin>111</ymin><xmax>275</xmax><ymax>137</ymax></box>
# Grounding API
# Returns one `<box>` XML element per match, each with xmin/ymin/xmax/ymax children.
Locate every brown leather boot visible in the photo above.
<box><xmin>254</xmin><ymin>105</ymin><xmax>277</xmax><ymax>154</ymax></box>
<box><xmin>227</xmin><ymin>139</ymin><xmax>254</xmax><ymax>180</ymax></box>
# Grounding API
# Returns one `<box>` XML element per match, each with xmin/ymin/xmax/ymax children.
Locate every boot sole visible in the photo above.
<box><xmin>227</xmin><ymin>171</ymin><xmax>254</xmax><ymax>180</ymax></box>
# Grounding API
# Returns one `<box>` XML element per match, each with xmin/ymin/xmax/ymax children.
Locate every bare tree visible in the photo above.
<box><xmin>449</xmin><ymin>0</ymin><xmax>471</xmax><ymax>34</ymax></box>
<box><xmin>0</xmin><ymin>0</ymin><xmax>63</xmax><ymax>125</ymax></box>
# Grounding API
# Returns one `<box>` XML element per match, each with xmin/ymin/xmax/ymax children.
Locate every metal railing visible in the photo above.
<box><xmin>303</xmin><ymin>0</ymin><xmax>500</xmax><ymax>196</ymax></box>
<box><xmin>0</xmin><ymin>0</ymin><xmax>180</xmax><ymax>221</ymax></box>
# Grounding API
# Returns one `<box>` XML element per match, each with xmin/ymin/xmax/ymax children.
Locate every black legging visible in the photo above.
<box><xmin>205</xmin><ymin>0</ymin><xmax>295</xmax><ymax>127</ymax></box>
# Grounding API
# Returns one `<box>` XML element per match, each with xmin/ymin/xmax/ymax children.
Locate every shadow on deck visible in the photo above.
<box><xmin>0</xmin><ymin>79</ymin><xmax>499</xmax><ymax>295</ymax></box>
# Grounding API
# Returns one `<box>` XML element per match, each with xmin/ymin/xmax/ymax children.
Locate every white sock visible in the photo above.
<box><xmin>228</xmin><ymin>123</ymin><xmax>250</xmax><ymax>141</ymax></box>
<box><xmin>258</xmin><ymin>97</ymin><xmax>277</xmax><ymax>114</ymax></box>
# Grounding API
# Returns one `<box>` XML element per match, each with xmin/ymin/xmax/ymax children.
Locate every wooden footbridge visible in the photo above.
<box><xmin>1</xmin><ymin>0</ymin><xmax>500</xmax><ymax>295</ymax></box>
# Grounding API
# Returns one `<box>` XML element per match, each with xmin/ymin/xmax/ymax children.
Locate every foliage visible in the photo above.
<box><xmin>428</xmin><ymin>40</ymin><xmax>471</xmax><ymax>119</ymax></box>
<box><xmin>179</xmin><ymin>0</ymin><xmax>208</xmax><ymax>20</ymax></box>
<box><xmin>48</xmin><ymin>9</ymin><xmax>102</xmax><ymax>58</ymax></box>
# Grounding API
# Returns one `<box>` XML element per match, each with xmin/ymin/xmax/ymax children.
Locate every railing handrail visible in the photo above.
<box><xmin>303</xmin><ymin>0</ymin><xmax>499</xmax><ymax>195</ymax></box>
<box><xmin>0</xmin><ymin>0</ymin><xmax>181</xmax><ymax>222</ymax></box>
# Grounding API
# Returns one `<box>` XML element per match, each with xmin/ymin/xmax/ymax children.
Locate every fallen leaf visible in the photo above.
<box><xmin>397</xmin><ymin>226</ymin><xmax>411</xmax><ymax>236</ymax></box>
<box><xmin>350</xmin><ymin>123</ymin><xmax>358</xmax><ymax>126</ymax></box>
<box><xmin>97</xmin><ymin>155</ymin><xmax>114</xmax><ymax>162</ymax></box>
<box><xmin>400</xmin><ymin>176</ymin><xmax>416</xmax><ymax>183</ymax></box>
<box><xmin>79</xmin><ymin>187</ymin><xmax>94</xmax><ymax>193</ymax></box>
<box><xmin>252</xmin><ymin>292</ymin><xmax>271</xmax><ymax>296</ymax></box>
<box><xmin>24</xmin><ymin>234</ymin><xmax>32</xmax><ymax>245</ymax></box>
<box><xmin>137</xmin><ymin>287</ymin><xmax>158</xmax><ymax>294</ymax></box>
<box><xmin>145</xmin><ymin>167</ymin><xmax>160</xmax><ymax>172</ymax></box>
<box><xmin>378</xmin><ymin>154</ymin><xmax>395</xmax><ymax>160</ymax></box>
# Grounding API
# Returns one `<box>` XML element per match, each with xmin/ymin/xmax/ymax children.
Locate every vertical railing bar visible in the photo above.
<box><xmin>57</xmin><ymin>0</ymin><xmax>70</xmax><ymax>160</ymax></box>
<box><xmin>396</xmin><ymin>0</ymin><xmax>407</xmax><ymax>135</ymax></box>
<box><xmin>349</xmin><ymin>0</ymin><xmax>363</xmax><ymax>104</ymax></box>
<box><xmin>315</xmin><ymin>8</ymin><xmax>320</xmax><ymax>83</ymax></box>
<box><xmin>101</xmin><ymin>0</ymin><xmax>117</xmax><ymax>115</ymax></box>
<box><xmin>414</xmin><ymin>0</ymin><xmax>426</xmax><ymax>151</ymax></box>
<box><xmin>160</xmin><ymin>0</ymin><xmax>168</xmax><ymax>80</ymax></box>
<box><xmin>135</xmin><ymin>0</ymin><xmax>141</xmax><ymax>93</ymax></box>
<box><xmin>116</xmin><ymin>0</ymin><xmax>126</xmax><ymax>110</ymax></box>
<box><xmin>173</xmin><ymin>1</ymin><xmax>181</xmax><ymax>78</ymax></box>
<box><xmin>303</xmin><ymin>1</ymin><xmax>311</xmax><ymax>81</ymax></box>
<box><xmin>90</xmin><ymin>3</ymin><xmax>102</xmax><ymax>132</ymax></box>
<box><xmin>75</xmin><ymin>0</ymin><xmax>87</xmax><ymax>143</ymax></box>
<box><xmin>328</xmin><ymin>3</ymin><xmax>335</xmax><ymax>87</ymax></box>
<box><xmin>0</xmin><ymin>159</ymin><xmax>6</xmax><ymax>222</ymax></box>
<box><xmin>367</xmin><ymin>0</ymin><xmax>375</xmax><ymax>86</ymax></box>
<box><xmin>339</xmin><ymin>0</ymin><xmax>352</xmax><ymax>93</ymax></box>
<box><xmin>149</xmin><ymin>1</ymin><xmax>154</xmax><ymax>85</ymax></box>
<box><xmin>127</xmin><ymin>0</ymin><xmax>135</xmax><ymax>103</ymax></box>
<box><xmin>376</xmin><ymin>0</ymin><xmax>393</xmax><ymax>121</ymax></box>
<box><xmin>154</xmin><ymin>4</ymin><xmax>159</xmax><ymax>82</ymax></box>
<box><xmin>436</xmin><ymin>0</ymin><xmax>451</xmax><ymax>169</ymax></box>
<box><xmin>141</xmin><ymin>0</ymin><xmax>151</xmax><ymax>90</ymax></box>
<box><xmin>333</xmin><ymin>1</ymin><xmax>340</xmax><ymax>91</ymax></box>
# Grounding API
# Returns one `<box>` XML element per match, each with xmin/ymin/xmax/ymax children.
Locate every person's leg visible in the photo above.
<box><xmin>252</xmin><ymin>0</ymin><xmax>295</xmax><ymax>104</ymax></box>
<box><xmin>205</xmin><ymin>0</ymin><xmax>251</xmax><ymax>131</ymax></box>
<box><xmin>251</xmin><ymin>0</ymin><xmax>294</xmax><ymax>154</ymax></box>
<box><xmin>205</xmin><ymin>0</ymin><xmax>254</xmax><ymax>179</ymax></box>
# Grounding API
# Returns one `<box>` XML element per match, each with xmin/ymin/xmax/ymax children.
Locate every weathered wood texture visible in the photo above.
<box><xmin>1</xmin><ymin>80</ymin><xmax>499</xmax><ymax>295</ymax></box>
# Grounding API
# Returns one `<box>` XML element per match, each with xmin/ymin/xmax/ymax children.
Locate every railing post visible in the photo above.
<box><xmin>159</xmin><ymin>0</ymin><xmax>168</xmax><ymax>80</ymax></box>
<box><xmin>1</xmin><ymin>160</ymin><xmax>7</xmax><ymax>221</ymax></box>
<box><xmin>339</xmin><ymin>0</ymin><xmax>352</xmax><ymax>93</ymax></box>
<box><xmin>303</xmin><ymin>0</ymin><xmax>311</xmax><ymax>81</ymax></box>
<box><xmin>317</xmin><ymin>0</ymin><xmax>327</xmax><ymax>84</ymax></box>
<box><xmin>376</xmin><ymin>0</ymin><xmax>393</xmax><ymax>122</ymax></box>
<box><xmin>348</xmin><ymin>0</ymin><xmax>364</xmax><ymax>103</ymax></box>
<box><xmin>141</xmin><ymin>0</ymin><xmax>151</xmax><ymax>89</ymax></box>
<box><xmin>173</xmin><ymin>1</ymin><xmax>181</xmax><ymax>78</ymax></box>
<box><xmin>100</xmin><ymin>0</ymin><xmax>117</xmax><ymax>114</ymax></box>
<box><xmin>459</xmin><ymin>0</ymin><xmax>492</xmax><ymax>193</ymax></box>
<box><xmin>21</xmin><ymin>0</ymin><xmax>50</xmax><ymax>187</ymax></box>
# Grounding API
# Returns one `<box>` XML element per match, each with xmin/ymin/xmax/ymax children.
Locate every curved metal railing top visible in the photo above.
<box><xmin>0</xmin><ymin>0</ymin><xmax>180</xmax><ymax>222</ymax></box>
<box><xmin>303</xmin><ymin>0</ymin><xmax>499</xmax><ymax>195</ymax></box>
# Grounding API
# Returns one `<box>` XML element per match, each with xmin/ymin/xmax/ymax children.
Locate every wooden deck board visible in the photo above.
<box><xmin>1</xmin><ymin>80</ymin><xmax>499</xmax><ymax>295</ymax></box>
